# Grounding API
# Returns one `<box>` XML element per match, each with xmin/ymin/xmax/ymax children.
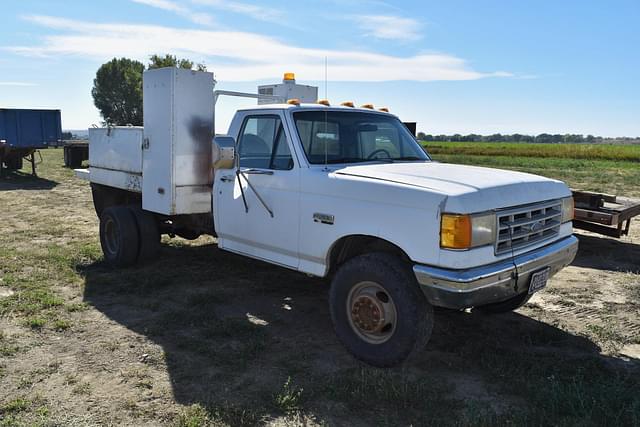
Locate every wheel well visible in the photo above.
<box><xmin>327</xmin><ymin>235</ymin><xmax>410</xmax><ymax>276</ymax></box>
<box><xmin>91</xmin><ymin>183</ymin><xmax>141</xmax><ymax>218</ymax></box>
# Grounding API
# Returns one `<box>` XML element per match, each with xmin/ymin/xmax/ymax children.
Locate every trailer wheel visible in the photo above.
<box><xmin>99</xmin><ymin>206</ymin><xmax>140</xmax><ymax>267</ymax></box>
<box><xmin>130</xmin><ymin>207</ymin><xmax>161</xmax><ymax>263</ymax></box>
<box><xmin>329</xmin><ymin>252</ymin><xmax>433</xmax><ymax>367</ymax></box>
<box><xmin>4</xmin><ymin>156</ymin><xmax>23</xmax><ymax>171</ymax></box>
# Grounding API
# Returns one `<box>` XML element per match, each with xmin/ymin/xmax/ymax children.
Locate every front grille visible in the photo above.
<box><xmin>495</xmin><ymin>200</ymin><xmax>562</xmax><ymax>255</ymax></box>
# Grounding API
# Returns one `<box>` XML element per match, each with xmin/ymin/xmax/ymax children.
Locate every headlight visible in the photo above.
<box><xmin>440</xmin><ymin>212</ymin><xmax>496</xmax><ymax>250</ymax></box>
<box><xmin>561</xmin><ymin>197</ymin><xmax>574</xmax><ymax>223</ymax></box>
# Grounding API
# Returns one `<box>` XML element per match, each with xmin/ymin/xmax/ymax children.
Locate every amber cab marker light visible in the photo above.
<box><xmin>287</xmin><ymin>98</ymin><xmax>300</xmax><ymax>106</ymax></box>
<box><xmin>378</xmin><ymin>107</ymin><xmax>389</xmax><ymax>112</ymax></box>
<box><xmin>283</xmin><ymin>72</ymin><xmax>295</xmax><ymax>81</ymax></box>
<box><xmin>440</xmin><ymin>214</ymin><xmax>472</xmax><ymax>249</ymax></box>
<box><xmin>341</xmin><ymin>101</ymin><xmax>355</xmax><ymax>107</ymax></box>
<box><xmin>361</xmin><ymin>103</ymin><xmax>374</xmax><ymax>109</ymax></box>
<box><xmin>317</xmin><ymin>99</ymin><xmax>330</xmax><ymax>106</ymax></box>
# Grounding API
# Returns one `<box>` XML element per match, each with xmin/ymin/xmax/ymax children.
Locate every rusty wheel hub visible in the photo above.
<box><xmin>346</xmin><ymin>281</ymin><xmax>397</xmax><ymax>344</ymax></box>
<box><xmin>351</xmin><ymin>295</ymin><xmax>385</xmax><ymax>332</ymax></box>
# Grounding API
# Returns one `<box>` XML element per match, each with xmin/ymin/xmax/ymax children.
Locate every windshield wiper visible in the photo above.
<box><xmin>324</xmin><ymin>158</ymin><xmax>369</xmax><ymax>164</ymax></box>
<box><xmin>321</xmin><ymin>156</ymin><xmax>424</xmax><ymax>165</ymax></box>
<box><xmin>391</xmin><ymin>156</ymin><xmax>427</xmax><ymax>161</ymax></box>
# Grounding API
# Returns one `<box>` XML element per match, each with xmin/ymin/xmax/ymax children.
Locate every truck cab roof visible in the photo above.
<box><xmin>236</xmin><ymin>103</ymin><xmax>396</xmax><ymax>116</ymax></box>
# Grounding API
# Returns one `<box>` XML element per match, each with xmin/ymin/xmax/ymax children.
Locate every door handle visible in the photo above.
<box><xmin>220</xmin><ymin>175</ymin><xmax>234</xmax><ymax>182</ymax></box>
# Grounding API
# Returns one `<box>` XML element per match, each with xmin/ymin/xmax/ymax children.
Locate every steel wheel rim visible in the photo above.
<box><xmin>103</xmin><ymin>217</ymin><xmax>118</xmax><ymax>256</ymax></box>
<box><xmin>346</xmin><ymin>281</ymin><xmax>397</xmax><ymax>344</ymax></box>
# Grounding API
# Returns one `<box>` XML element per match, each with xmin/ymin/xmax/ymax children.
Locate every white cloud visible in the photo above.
<box><xmin>0</xmin><ymin>81</ymin><xmax>37</xmax><ymax>86</ymax></box>
<box><xmin>189</xmin><ymin>0</ymin><xmax>283</xmax><ymax>23</ymax></box>
<box><xmin>131</xmin><ymin>0</ymin><xmax>214</xmax><ymax>26</ymax></box>
<box><xmin>6</xmin><ymin>15</ymin><xmax>510</xmax><ymax>82</ymax></box>
<box><xmin>355</xmin><ymin>15</ymin><xmax>422</xmax><ymax>41</ymax></box>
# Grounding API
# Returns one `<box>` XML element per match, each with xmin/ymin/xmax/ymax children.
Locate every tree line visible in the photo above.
<box><xmin>417</xmin><ymin>133</ymin><xmax>640</xmax><ymax>144</ymax></box>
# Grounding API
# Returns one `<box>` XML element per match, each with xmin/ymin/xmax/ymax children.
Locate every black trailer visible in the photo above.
<box><xmin>63</xmin><ymin>140</ymin><xmax>89</xmax><ymax>168</ymax></box>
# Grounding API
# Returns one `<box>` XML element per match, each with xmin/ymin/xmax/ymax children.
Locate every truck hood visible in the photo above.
<box><xmin>334</xmin><ymin>162</ymin><xmax>571</xmax><ymax>212</ymax></box>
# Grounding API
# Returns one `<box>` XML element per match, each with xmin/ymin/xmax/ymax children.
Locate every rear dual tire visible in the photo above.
<box><xmin>130</xmin><ymin>208</ymin><xmax>161</xmax><ymax>263</ymax></box>
<box><xmin>99</xmin><ymin>206</ymin><xmax>160</xmax><ymax>267</ymax></box>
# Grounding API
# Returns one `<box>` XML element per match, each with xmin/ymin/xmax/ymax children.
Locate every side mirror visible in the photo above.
<box><xmin>212</xmin><ymin>135</ymin><xmax>236</xmax><ymax>170</ymax></box>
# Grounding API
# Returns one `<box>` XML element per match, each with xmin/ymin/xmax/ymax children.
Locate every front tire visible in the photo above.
<box><xmin>99</xmin><ymin>206</ymin><xmax>140</xmax><ymax>267</ymax></box>
<box><xmin>329</xmin><ymin>253</ymin><xmax>433</xmax><ymax>367</ymax></box>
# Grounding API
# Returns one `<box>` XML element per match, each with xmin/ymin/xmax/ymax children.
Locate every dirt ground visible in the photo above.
<box><xmin>1</xmin><ymin>150</ymin><xmax>639</xmax><ymax>426</ymax></box>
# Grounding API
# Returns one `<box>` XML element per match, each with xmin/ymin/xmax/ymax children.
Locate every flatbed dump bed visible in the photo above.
<box><xmin>572</xmin><ymin>189</ymin><xmax>640</xmax><ymax>238</ymax></box>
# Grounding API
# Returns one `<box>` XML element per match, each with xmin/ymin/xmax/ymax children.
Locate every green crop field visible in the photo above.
<box><xmin>421</xmin><ymin>141</ymin><xmax>640</xmax><ymax>162</ymax></box>
<box><xmin>421</xmin><ymin>142</ymin><xmax>640</xmax><ymax>197</ymax></box>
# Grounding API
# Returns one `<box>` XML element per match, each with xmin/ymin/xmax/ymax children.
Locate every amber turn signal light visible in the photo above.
<box><xmin>440</xmin><ymin>214</ymin><xmax>472</xmax><ymax>249</ymax></box>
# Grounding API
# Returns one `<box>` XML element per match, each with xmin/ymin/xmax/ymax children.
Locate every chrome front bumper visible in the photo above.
<box><xmin>413</xmin><ymin>235</ymin><xmax>579</xmax><ymax>309</ymax></box>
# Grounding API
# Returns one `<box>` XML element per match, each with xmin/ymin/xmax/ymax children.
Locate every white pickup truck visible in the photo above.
<box><xmin>77</xmin><ymin>68</ymin><xmax>578</xmax><ymax>367</ymax></box>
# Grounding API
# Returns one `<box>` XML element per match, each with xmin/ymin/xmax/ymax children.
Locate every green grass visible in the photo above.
<box><xmin>430</xmin><ymin>151</ymin><xmax>640</xmax><ymax>197</ymax></box>
<box><xmin>175</xmin><ymin>404</ymin><xmax>211</xmax><ymax>427</ymax></box>
<box><xmin>0</xmin><ymin>397</ymin><xmax>30</xmax><ymax>415</ymax></box>
<box><xmin>174</xmin><ymin>403</ymin><xmax>265</xmax><ymax>427</ymax></box>
<box><xmin>422</xmin><ymin>141</ymin><xmax>640</xmax><ymax>162</ymax></box>
<box><xmin>477</xmin><ymin>350</ymin><xmax>640</xmax><ymax>426</ymax></box>
<box><xmin>273</xmin><ymin>377</ymin><xmax>303</xmax><ymax>415</ymax></box>
<box><xmin>2</xmin><ymin>148</ymin><xmax>639</xmax><ymax>426</ymax></box>
<box><xmin>315</xmin><ymin>367</ymin><xmax>459</xmax><ymax>424</ymax></box>
<box><xmin>0</xmin><ymin>342</ymin><xmax>19</xmax><ymax>357</ymax></box>
<box><xmin>24</xmin><ymin>317</ymin><xmax>46</xmax><ymax>329</ymax></box>
<box><xmin>52</xmin><ymin>319</ymin><xmax>71</xmax><ymax>331</ymax></box>
<box><xmin>422</xmin><ymin>142</ymin><xmax>640</xmax><ymax>196</ymax></box>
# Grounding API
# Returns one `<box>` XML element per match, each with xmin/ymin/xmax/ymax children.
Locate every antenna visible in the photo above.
<box><xmin>324</xmin><ymin>56</ymin><xmax>329</xmax><ymax>171</ymax></box>
<box><xmin>324</xmin><ymin>56</ymin><xmax>328</xmax><ymax>100</ymax></box>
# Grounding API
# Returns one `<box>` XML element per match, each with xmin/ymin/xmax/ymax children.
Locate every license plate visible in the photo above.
<box><xmin>528</xmin><ymin>268</ymin><xmax>550</xmax><ymax>294</ymax></box>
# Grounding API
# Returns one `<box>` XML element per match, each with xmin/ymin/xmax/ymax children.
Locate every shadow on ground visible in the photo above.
<box><xmin>79</xmin><ymin>242</ymin><xmax>640</xmax><ymax>425</ymax></box>
<box><xmin>0</xmin><ymin>170</ymin><xmax>58</xmax><ymax>191</ymax></box>
<box><xmin>573</xmin><ymin>231</ymin><xmax>640</xmax><ymax>273</ymax></box>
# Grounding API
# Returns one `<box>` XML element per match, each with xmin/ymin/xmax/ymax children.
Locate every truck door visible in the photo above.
<box><xmin>215</xmin><ymin>113</ymin><xmax>300</xmax><ymax>268</ymax></box>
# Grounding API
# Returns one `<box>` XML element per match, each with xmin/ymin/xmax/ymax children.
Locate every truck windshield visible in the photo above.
<box><xmin>293</xmin><ymin>111</ymin><xmax>430</xmax><ymax>164</ymax></box>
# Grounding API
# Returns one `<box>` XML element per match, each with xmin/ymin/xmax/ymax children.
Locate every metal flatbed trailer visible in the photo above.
<box><xmin>572</xmin><ymin>189</ymin><xmax>640</xmax><ymax>238</ymax></box>
<box><xmin>0</xmin><ymin>108</ymin><xmax>62</xmax><ymax>176</ymax></box>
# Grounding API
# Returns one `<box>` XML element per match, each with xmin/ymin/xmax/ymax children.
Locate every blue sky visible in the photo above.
<box><xmin>1</xmin><ymin>0</ymin><xmax>638</xmax><ymax>136</ymax></box>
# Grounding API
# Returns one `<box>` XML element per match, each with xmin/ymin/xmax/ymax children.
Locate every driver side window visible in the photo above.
<box><xmin>238</xmin><ymin>116</ymin><xmax>294</xmax><ymax>170</ymax></box>
<box><xmin>358</xmin><ymin>122</ymin><xmax>402</xmax><ymax>158</ymax></box>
